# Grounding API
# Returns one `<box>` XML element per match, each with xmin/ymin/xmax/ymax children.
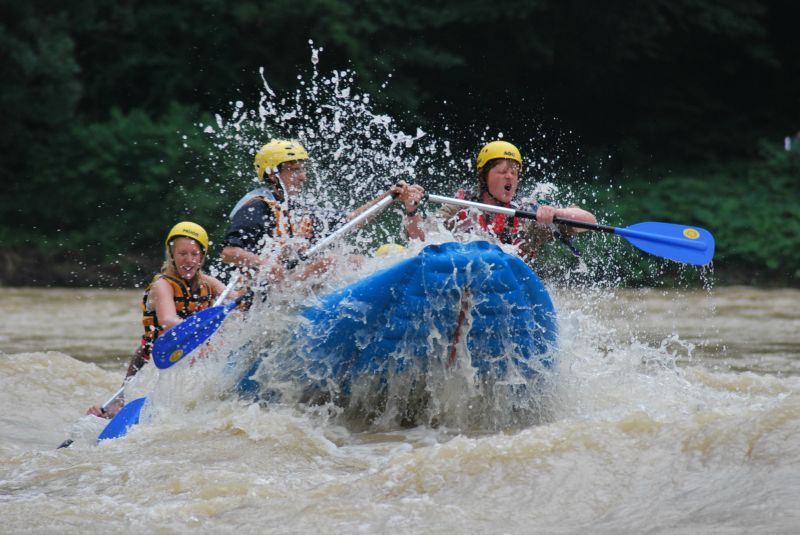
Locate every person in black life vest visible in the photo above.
<box><xmin>87</xmin><ymin>222</ymin><xmax>226</xmax><ymax>419</ymax></box>
<box><xmin>408</xmin><ymin>140</ymin><xmax>597</xmax><ymax>262</ymax></box>
<box><xmin>221</xmin><ymin>139</ymin><xmax>424</xmax><ymax>281</ymax></box>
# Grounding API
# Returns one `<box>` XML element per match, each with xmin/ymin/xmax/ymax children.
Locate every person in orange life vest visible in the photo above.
<box><xmin>407</xmin><ymin>140</ymin><xmax>596</xmax><ymax>261</ymax></box>
<box><xmin>221</xmin><ymin>139</ymin><xmax>424</xmax><ymax>281</ymax></box>
<box><xmin>87</xmin><ymin>222</ymin><xmax>226</xmax><ymax>419</ymax></box>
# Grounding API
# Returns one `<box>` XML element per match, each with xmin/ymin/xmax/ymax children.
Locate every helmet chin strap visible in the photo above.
<box><xmin>278</xmin><ymin>176</ymin><xmax>289</xmax><ymax>200</ymax></box>
<box><xmin>487</xmin><ymin>190</ymin><xmax>507</xmax><ymax>206</ymax></box>
<box><xmin>479</xmin><ymin>179</ymin><xmax>508</xmax><ymax>206</ymax></box>
<box><xmin>267</xmin><ymin>169</ymin><xmax>290</xmax><ymax>201</ymax></box>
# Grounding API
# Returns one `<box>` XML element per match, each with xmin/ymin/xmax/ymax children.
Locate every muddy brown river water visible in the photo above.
<box><xmin>1</xmin><ymin>285</ymin><xmax>798</xmax><ymax>533</ymax></box>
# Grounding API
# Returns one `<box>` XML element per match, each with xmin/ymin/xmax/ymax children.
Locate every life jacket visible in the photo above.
<box><xmin>230</xmin><ymin>186</ymin><xmax>315</xmax><ymax>240</ymax></box>
<box><xmin>140</xmin><ymin>274</ymin><xmax>213</xmax><ymax>355</ymax></box>
<box><xmin>455</xmin><ymin>189</ymin><xmax>522</xmax><ymax>246</ymax></box>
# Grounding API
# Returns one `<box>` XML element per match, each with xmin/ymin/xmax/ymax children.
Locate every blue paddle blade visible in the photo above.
<box><xmin>97</xmin><ymin>396</ymin><xmax>146</xmax><ymax>443</ymax></box>
<box><xmin>152</xmin><ymin>300</ymin><xmax>239</xmax><ymax>369</ymax></box>
<box><xmin>615</xmin><ymin>222</ymin><xmax>715</xmax><ymax>265</ymax></box>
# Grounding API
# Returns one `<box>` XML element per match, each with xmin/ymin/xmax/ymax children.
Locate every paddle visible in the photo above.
<box><xmin>152</xmin><ymin>193</ymin><xmax>399</xmax><ymax>369</ymax></box>
<box><xmin>426</xmin><ymin>194</ymin><xmax>715</xmax><ymax>266</ymax></box>
<box><xmin>96</xmin><ymin>396</ymin><xmax>147</xmax><ymax>443</ymax></box>
<box><xmin>57</xmin><ymin>385</ymin><xmax>126</xmax><ymax>448</ymax></box>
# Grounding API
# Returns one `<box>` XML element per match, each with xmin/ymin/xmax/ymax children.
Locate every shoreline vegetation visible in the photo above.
<box><xmin>3</xmin><ymin>144</ymin><xmax>797</xmax><ymax>289</ymax></box>
<box><xmin>3</xmin><ymin>2</ymin><xmax>798</xmax><ymax>289</ymax></box>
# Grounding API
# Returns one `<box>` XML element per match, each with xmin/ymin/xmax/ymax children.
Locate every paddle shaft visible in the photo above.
<box><xmin>298</xmin><ymin>193</ymin><xmax>397</xmax><ymax>260</ymax></box>
<box><xmin>426</xmin><ymin>194</ymin><xmax>709</xmax><ymax>252</ymax></box>
<box><xmin>153</xmin><ymin>192</ymin><xmax>400</xmax><ymax>370</ymax></box>
<box><xmin>215</xmin><ymin>274</ymin><xmax>239</xmax><ymax>306</ymax></box>
<box><xmin>426</xmin><ymin>194</ymin><xmax>611</xmax><ymax>232</ymax></box>
<box><xmin>57</xmin><ymin>385</ymin><xmax>127</xmax><ymax>449</ymax></box>
<box><xmin>99</xmin><ymin>385</ymin><xmax>126</xmax><ymax>412</ymax></box>
<box><xmin>216</xmin><ymin>193</ymin><xmax>398</xmax><ymax>301</ymax></box>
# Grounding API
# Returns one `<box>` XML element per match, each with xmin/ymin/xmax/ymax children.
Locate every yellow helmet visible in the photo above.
<box><xmin>375</xmin><ymin>243</ymin><xmax>406</xmax><ymax>257</ymax></box>
<box><xmin>476</xmin><ymin>141</ymin><xmax>522</xmax><ymax>171</ymax></box>
<box><xmin>254</xmin><ymin>139</ymin><xmax>310</xmax><ymax>180</ymax></box>
<box><xmin>166</xmin><ymin>221</ymin><xmax>209</xmax><ymax>252</ymax></box>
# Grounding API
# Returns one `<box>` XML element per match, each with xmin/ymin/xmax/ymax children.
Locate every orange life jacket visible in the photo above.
<box><xmin>249</xmin><ymin>196</ymin><xmax>315</xmax><ymax>240</ymax></box>
<box><xmin>140</xmin><ymin>274</ymin><xmax>213</xmax><ymax>355</ymax></box>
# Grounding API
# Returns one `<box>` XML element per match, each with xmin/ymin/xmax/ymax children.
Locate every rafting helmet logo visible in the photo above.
<box><xmin>166</xmin><ymin>221</ymin><xmax>209</xmax><ymax>252</ymax></box>
<box><xmin>476</xmin><ymin>141</ymin><xmax>522</xmax><ymax>171</ymax></box>
<box><xmin>254</xmin><ymin>139</ymin><xmax>310</xmax><ymax>181</ymax></box>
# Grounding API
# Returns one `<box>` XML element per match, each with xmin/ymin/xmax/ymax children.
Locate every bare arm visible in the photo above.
<box><xmin>348</xmin><ymin>181</ymin><xmax>426</xmax><ymax>240</ymax></box>
<box><xmin>222</xmin><ymin>245</ymin><xmax>285</xmax><ymax>283</ymax></box>
<box><xmin>392</xmin><ymin>181</ymin><xmax>426</xmax><ymax>241</ymax></box>
<box><xmin>405</xmin><ymin>212</ymin><xmax>425</xmax><ymax>241</ymax></box>
<box><xmin>150</xmin><ymin>277</ymin><xmax>182</xmax><ymax>331</ymax></box>
<box><xmin>556</xmin><ymin>206</ymin><xmax>597</xmax><ymax>232</ymax></box>
<box><xmin>347</xmin><ymin>181</ymin><xmax>425</xmax><ymax>220</ymax></box>
<box><xmin>221</xmin><ymin>245</ymin><xmax>267</xmax><ymax>269</ymax></box>
<box><xmin>535</xmin><ymin>205</ymin><xmax>597</xmax><ymax>235</ymax></box>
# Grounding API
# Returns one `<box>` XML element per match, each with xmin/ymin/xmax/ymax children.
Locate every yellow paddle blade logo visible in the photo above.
<box><xmin>169</xmin><ymin>349</ymin><xmax>184</xmax><ymax>363</ymax></box>
<box><xmin>683</xmin><ymin>228</ymin><xmax>701</xmax><ymax>240</ymax></box>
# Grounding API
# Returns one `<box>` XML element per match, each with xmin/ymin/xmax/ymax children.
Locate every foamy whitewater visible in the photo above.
<box><xmin>2</xmin><ymin>47</ymin><xmax>799</xmax><ymax>533</ymax></box>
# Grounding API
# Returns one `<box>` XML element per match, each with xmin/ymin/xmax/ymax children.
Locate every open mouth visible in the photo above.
<box><xmin>504</xmin><ymin>184</ymin><xmax>512</xmax><ymax>191</ymax></box>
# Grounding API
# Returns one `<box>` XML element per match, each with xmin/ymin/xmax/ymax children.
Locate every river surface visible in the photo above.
<box><xmin>1</xmin><ymin>284</ymin><xmax>799</xmax><ymax>533</ymax></box>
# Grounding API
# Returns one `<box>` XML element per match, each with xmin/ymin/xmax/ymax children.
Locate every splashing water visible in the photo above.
<box><xmin>4</xmin><ymin>40</ymin><xmax>800</xmax><ymax>534</ymax></box>
<box><xmin>205</xmin><ymin>43</ymin><xmax>439</xmax><ymax>215</ymax></box>
<box><xmin>3</xmin><ymin>288</ymin><xmax>798</xmax><ymax>532</ymax></box>
<box><xmin>152</xmin><ymin>45</ymin><xmax>722</xmax><ymax>435</ymax></box>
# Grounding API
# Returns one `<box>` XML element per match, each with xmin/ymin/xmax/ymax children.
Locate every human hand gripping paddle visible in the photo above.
<box><xmin>58</xmin><ymin>193</ymin><xmax>399</xmax><ymax>448</ymax></box>
<box><xmin>57</xmin><ymin>385</ymin><xmax>126</xmax><ymax>448</ymax></box>
<box><xmin>83</xmin><ymin>192</ymin><xmax>402</xmax><ymax>445</ymax></box>
<box><xmin>151</xmin><ymin>193</ymin><xmax>400</xmax><ymax>370</ymax></box>
<box><xmin>426</xmin><ymin>194</ymin><xmax>715</xmax><ymax>265</ymax></box>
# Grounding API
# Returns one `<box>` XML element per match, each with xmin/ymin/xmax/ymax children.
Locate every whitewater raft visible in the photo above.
<box><xmin>99</xmin><ymin>240</ymin><xmax>558</xmax><ymax>441</ymax></box>
<box><xmin>238</xmin><ymin>240</ymin><xmax>558</xmax><ymax>404</ymax></box>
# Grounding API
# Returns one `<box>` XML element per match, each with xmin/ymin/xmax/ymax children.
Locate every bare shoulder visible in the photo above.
<box><xmin>150</xmin><ymin>276</ymin><xmax>174</xmax><ymax>294</ymax></box>
<box><xmin>149</xmin><ymin>276</ymin><xmax>177</xmax><ymax>305</ymax></box>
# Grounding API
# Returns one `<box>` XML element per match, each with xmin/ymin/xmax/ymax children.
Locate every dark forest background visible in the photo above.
<box><xmin>2</xmin><ymin>0</ymin><xmax>798</xmax><ymax>287</ymax></box>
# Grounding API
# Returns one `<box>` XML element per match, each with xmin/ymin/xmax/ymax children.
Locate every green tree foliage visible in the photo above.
<box><xmin>622</xmin><ymin>144</ymin><xmax>800</xmax><ymax>283</ymax></box>
<box><xmin>534</xmin><ymin>144</ymin><xmax>800</xmax><ymax>287</ymax></box>
<box><xmin>0</xmin><ymin>3</ymin><xmax>82</xmax><ymax>214</ymax></box>
<box><xmin>1</xmin><ymin>0</ymin><xmax>798</xmax><ymax>285</ymax></box>
<box><xmin>54</xmin><ymin>106</ymin><xmax>224</xmax><ymax>251</ymax></box>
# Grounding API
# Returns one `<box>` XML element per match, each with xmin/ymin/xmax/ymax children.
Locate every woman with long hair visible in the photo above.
<box><xmin>87</xmin><ymin>221</ymin><xmax>225</xmax><ymax>418</ymax></box>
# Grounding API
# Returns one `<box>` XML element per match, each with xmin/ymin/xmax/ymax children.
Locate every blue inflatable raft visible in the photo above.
<box><xmin>98</xmin><ymin>240</ymin><xmax>559</xmax><ymax>440</ymax></box>
<box><xmin>242</xmin><ymin>241</ymin><xmax>558</xmax><ymax>410</ymax></box>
